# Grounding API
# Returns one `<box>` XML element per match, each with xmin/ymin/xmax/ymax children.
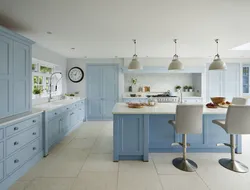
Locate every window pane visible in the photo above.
<box><xmin>33</xmin><ymin>76</ymin><xmax>38</xmax><ymax>84</ymax></box>
<box><xmin>38</xmin><ymin>76</ymin><xmax>43</xmax><ymax>84</ymax></box>
<box><xmin>32</xmin><ymin>63</ymin><xmax>37</xmax><ymax>71</ymax></box>
<box><xmin>40</xmin><ymin>66</ymin><xmax>53</xmax><ymax>74</ymax></box>
<box><xmin>46</xmin><ymin>77</ymin><xmax>50</xmax><ymax>85</ymax></box>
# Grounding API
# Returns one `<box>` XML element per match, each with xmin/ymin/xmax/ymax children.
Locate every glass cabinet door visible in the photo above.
<box><xmin>243</xmin><ymin>66</ymin><xmax>250</xmax><ymax>94</ymax></box>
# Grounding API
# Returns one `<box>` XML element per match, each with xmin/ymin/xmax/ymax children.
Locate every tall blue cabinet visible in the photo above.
<box><xmin>87</xmin><ymin>65</ymin><xmax>118</xmax><ymax>120</ymax></box>
<box><xmin>0</xmin><ymin>26</ymin><xmax>34</xmax><ymax>119</ymax></box>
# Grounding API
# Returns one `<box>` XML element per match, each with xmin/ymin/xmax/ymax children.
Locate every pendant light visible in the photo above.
<box><xmin>128</xmin><ymin>39</ymin><xmax>142</xmax><ymax>70</ymax></box>
<box><xmin>168</xmin><ymin>39</ymin><xmax>184</xmax><ymax>70</ymax></box>
<box><xmin>209</xmin><ymin>39</ymin><xmax>227</xmax><ymax>70</ymax></box>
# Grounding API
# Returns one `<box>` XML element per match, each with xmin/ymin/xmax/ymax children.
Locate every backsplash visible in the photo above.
<box><xmin>124</xmin><ymin>73</ymin><xmax>196</xmax><ymax>93</ymax></box>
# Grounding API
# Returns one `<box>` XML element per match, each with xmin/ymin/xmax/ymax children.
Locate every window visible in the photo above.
<box><xmin>32</xmin><ymin>59</ymin><xmax>62</xmax><ymax>99</ymax></box>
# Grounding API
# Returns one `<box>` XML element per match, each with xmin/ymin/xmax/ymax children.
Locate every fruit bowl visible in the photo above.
<box><xmin>210</xmin><ymin>97</ymin><xmax>226</xmax><ymax>105</ymax></box>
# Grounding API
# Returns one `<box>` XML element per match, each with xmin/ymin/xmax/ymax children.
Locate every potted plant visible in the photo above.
<box><xmin>188</xmin><ymin>86</ymin><xmax>193</xmax><ymax>92</ymax></box>
<box><xmin>33</xmin><ymin>87</ymin><xmax>43</xmax><ymax>98</ymax></box>
<box><xmin>175</xmin><ymin>85</ymin><xmax>181</xmax><ymax>92</ymax></box>
<box><xmin>183</xmin><ymin>86</ymin><xmax>189</xmax><ymax>92</ymax></box>
<box><xmin>131</xmin><ymin>78</ymin><xmax>137</xmax><ymax>92</ymax></box>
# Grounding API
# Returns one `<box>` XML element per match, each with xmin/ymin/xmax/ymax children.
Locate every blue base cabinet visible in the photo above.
<box><xmin>113</xmin><ymin>114</ymin><xmax>242</xmax><ymax>161</ymax></box>
<box><xmin>0</xmin><ymin>113</ymin><xmax>43</xmax><ymax>190</ymax></box>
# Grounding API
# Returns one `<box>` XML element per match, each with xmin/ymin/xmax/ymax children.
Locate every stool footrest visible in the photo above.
<box><xmin>171</xmin><ymin>142</ymin><xmax>190</xmax><ymax>147</ymax></box>
<box><xmin>217</xmin><ymin>143</ymin><xmax>231</xmax><ymax>147</ymax></box>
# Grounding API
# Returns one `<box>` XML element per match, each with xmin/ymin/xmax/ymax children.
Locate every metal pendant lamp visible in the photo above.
<box><xmin>168</xmin><ymin>39</ymin><xmax>184</xmax><ymax>70</ymax></box>
<box><xmin>128</xmin><ymin>39</ymin><xmax>142</xmax><ymax>70</ymax></box>
<box><xmin>209</xmin><ymin>39</ymin><xmax>227</xmax><ymax>70</ymax></box>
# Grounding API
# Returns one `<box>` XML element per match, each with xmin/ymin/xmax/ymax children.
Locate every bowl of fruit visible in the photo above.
<box><xmin>218</xmin><ymin>101</ymin><xmax>232</xmax><ymax>108</ymax></box>
<box><xmin>206</xmin><ymin>102</ymin><xmax>218</xmax><ymax>108</ymax></box>
<box><xmin>210</xmin><ymin>97</ymin><xmax>226</xmax><ymax>105</ymax></box>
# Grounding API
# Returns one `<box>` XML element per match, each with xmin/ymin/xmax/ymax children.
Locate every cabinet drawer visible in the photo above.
<box><xmin>6</xmin><ymin>138</ymin><xmax>40</xmax><ymax>175</ymax></box>
<box><xmin>6</xmin><ymin>115</ymin><xmax>40</xmax><ymax>137</ymax></box>
<box><xmin>0</xmin><ymin>142</ymin><xmax>3</xmax><ymax>160</ymax></box>
<box><xmin>0</xmin><ymin>129</ymin><xmax>3</xmax><ymax>140</ymax></box>
<box><xmin>62</xmin><ymin>104</ymin><xmax>73</xmax><ymax>112</ymax></box>
<box><xmin>47</xmin><ymin>109</ymin><xmax>62</xmax><ymax>121</ymax></box>
<box><xmin>7</xmin><ymin>125</ymin><xmax>40</xmax><ymax>156</ymax></box>
<box><xmin>0</xmin><ymin>161</ymin><xmax>3</xmax><ymax>181</ymax></box>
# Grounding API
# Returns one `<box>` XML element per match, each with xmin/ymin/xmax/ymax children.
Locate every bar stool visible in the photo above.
<box><xmin>168</xmin><ymin>104</ymin><xmax>203</xmax><ymax>172</ymax></box>
<box><xmin>212</xmin><ymin>105</ymin><xmax>250</xmax><ymax>173</ymax></box>
<box><xmin>232</xmin><ymin>97</ymin><xmax>247</xmax><ymax>105</ymax></box>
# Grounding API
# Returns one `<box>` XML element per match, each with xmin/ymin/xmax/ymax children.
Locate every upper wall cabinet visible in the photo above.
<box><xmin>0</xmin><ymin>26</ymin><xmax>34</xmax><ymax>119</ymax></box>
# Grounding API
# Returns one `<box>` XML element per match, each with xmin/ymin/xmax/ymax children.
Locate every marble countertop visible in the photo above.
<box><xmin>112</xmin><ymin>103</ymin><xmax>227</xmax><ymax>115</ymax></box>
<box><xmin>33</xmin><ymin>97</ymin><xmax>86</xmax><ymax>112</ymax></box>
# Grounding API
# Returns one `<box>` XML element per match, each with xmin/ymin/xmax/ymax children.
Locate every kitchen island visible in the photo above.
<box><xmin>112</xmin><ymin>103</ymin><xmax>242</xmax><ymax>161</ymax></box>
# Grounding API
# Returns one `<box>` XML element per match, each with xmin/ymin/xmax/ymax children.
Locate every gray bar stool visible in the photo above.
<box><xmin>213</xmin><ymin>105</ymin><xmax>250</xmax><ymax>173</ymax></box>
<box><xmin>232</xmin><ymin>97</ymin><xmax>247</xmax><ymax>105</ymax></box>
<box><xmin>168</xmin><ymin>104</ymin><xmax>203</xmax><ymax>172</ymax></box>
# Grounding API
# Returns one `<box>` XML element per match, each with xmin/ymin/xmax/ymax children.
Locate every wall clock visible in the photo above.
<box><xmin>68</xmin><ymin>67</ymin><xmax>84</xmax><ymax>83</ymax></box>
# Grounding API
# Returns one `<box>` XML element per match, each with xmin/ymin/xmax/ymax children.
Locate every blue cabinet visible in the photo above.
<box><xmin>0</xmin><ymin>26</ymin><xmax>34</xmax><ymax>119</ymax></box>
<box><xmin>87</xmin><ymin>65</ymin><xmax>118</xmax><ymax>120</ymax></box>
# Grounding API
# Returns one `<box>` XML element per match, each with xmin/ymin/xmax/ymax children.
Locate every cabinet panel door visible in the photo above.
<box><xmin>87</xmin><ymin>66</ymin><xmax>102</xmax><ymax>120</ymax></box>
<box><xmin>102</xmin><ymin>66</ymin><xmax>118</xmax><ymax>120</ymax></box>
<box><xmin>118</xmin><ymin>115</ymin><xmax>143</xmax><ymax>155</ymax></box>
<box><xmin>13</xmin><ymin>41</ymin><xmax>30</xmax><ymax>114</ymax></box>
<box><xmin>48</xmin><ymin>117</ymin><xmax>60</xmax><ymax>148</ymax></box>
<box><xmin>0</xmin><ymin>35</ymin><xmax>13</xmax><ymax>118</ymax></box>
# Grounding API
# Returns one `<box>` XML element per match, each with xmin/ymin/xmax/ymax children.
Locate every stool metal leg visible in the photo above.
<box><xmin>172</xmin><ymin>134</ymin><xmax>198</xmax><ymax>172</ymax></box>
<box><xmin>219</xmin><ymin>134</ymin><xmax>248</xmax><ymax>173</ymax></box>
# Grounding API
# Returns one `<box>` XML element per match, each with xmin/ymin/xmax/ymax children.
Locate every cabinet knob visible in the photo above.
<box><xmin>14</xmin><ymin>127</ymin><xmax>19</xmax><ymax>131</ymax></box>
<box><xmin>14</xmin><ymin>141</ymin><xmax>19</xmax><ymax>146</ymax></box>
<box><xmin>14</xmin><ymin>159</ymin><xmax>19</xmax><ymax>163</ymax></box>
<box><xmin>33</xmin><ymin>120</ymin><xmax>36</xmax><ymax>123</ymax></box>
<box><xmin>55</xmin><ymin>112</ymin><xmax>57</xmax><ymax>115</ymax></box>
<box><xmin>33</xmin><ymin>147</ymin><xmax>36</xmax><ymax>151</ymax></box>
<box><xmin>67</xmin><ymin>108</ymin><xmax>69</xmax><ymax>110</ymax></box>
<box><xmin>32</xmin><ymin>132</ymin><xmax>36</xmax><ymax>135</ymax></box>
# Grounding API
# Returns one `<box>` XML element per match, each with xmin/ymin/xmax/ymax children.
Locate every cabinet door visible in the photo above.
<box><xmin>70</xmin><ymin>110</ymin><xmax>78</xmax><ymax>128</ymax></box>
<box><xmin>0</xmin><ymin>35</ymin><xmax>13</xmax><ymax>119</ymax></box>
<box><xmin>87</xmin><ymin>66</ymin><xmax>102</xmax><ymax>120</ymax></box>
<box><xmin>48</xmin><ymin>116</ymin><xmax>60</xmax><ymax>148</ymax></box>
<box><xmin>118</xmin><ymin>115</ymin><xmax>144</xmax><ymax>155</ymax></box>
<box><xmin>102</xmin><ymin>66</ymin><xmax>118</xmax><ymax>120</ymax></box>
<box><xmin>13</xmin><ymin>41</ymin><xmax>30</xmax><ymax>114</ymax></box>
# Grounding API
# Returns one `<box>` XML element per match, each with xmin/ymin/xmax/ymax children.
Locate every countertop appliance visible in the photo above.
<box><xmin>147</xmin><ymin>93</ymin><xmax>178</xmax><ymax>103</ymax></box>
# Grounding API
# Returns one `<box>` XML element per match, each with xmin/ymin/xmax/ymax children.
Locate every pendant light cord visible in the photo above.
<box><xmin>133</xmin><ymin>39</ymin><xmax>137</xmax><ymax>56</ymax></box>
<box><xmin>215</xmin><ymin>39</ymin><xmax>220</xmax><ymax>58</ymax></box>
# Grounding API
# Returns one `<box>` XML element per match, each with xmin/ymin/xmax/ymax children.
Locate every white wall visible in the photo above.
<box><xmin>66</xmin><ymin>58</ymin><xmax>124</xmax><ymax>99</ymax></box>
<box><xmin>32</xmin><ymin>44</ymin><xmax>68</xmax><ymax>105</ymax></box>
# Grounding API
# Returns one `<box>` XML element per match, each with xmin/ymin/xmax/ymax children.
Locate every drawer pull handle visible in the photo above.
<box><xmin>14</xmin><ymin>159</ymin><xmax>19</xmax><ymax>163</ymax></box>
<box><xmin>33</xmin><ymin>120</ymin><xmax>36</xmax><ymax>123</ymax></box>
<box><xmin>14</xmin><ymin>127</ymin><xmax>19</xmax><ymax>131</ymax></box>
<box><xmin>33</xmin><ymin>147</ymin><xmax>36</xmax><ymax>150</ymax></box>
<box><xmin>70</xmin><ymin>113</ymin><xmax>74</xmax><ymax>116</ymax></box>
<box><xmin>55</xmin><ymin>112</ymin><xmax>57</xmax><ymax>115</ymax></box>
<box><xmin>32</xmin><ymin>132</ymin><xmax>37</xmax><ymax>135</ymax></box>
<box><xmin>14</xmin><ymin>141</ymin><xmax>19</xmax><ymax>145</ymax></box>
<box><xmin>67</xmin><ymin>108</ymin><xmax>69</xmax><ymax>110</ymax></box>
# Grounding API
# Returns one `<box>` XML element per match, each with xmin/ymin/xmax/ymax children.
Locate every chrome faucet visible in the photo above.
<box><xmin>48</xmin><ymin>72</ymin><xmax>62</xmax><ymax>102</ymax></box>
<box><xmin>178</xmin><ymin>89</ymin><xmax>183</xmax><ymax>104</ymax></box>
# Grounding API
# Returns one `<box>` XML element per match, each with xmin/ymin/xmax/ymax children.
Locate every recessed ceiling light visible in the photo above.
<box><xmin>231</xmin><ymin>42</ymin><xmax>250</xmax><ymax>50</ymax></box>
<box><xmin>46</xmin><ymin>31</ymin><xmax>52</xmax><ymax>35</ymax></box>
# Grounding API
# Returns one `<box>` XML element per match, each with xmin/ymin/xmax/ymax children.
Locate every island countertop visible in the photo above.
<box><xmin>112</xmin><ymin>103</ymin><xmax>227</xmax><ymax>115</ymax></box>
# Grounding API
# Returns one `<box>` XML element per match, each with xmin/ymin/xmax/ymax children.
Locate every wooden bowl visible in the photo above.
<box><xmin>210</xmin><ymin>97</ymin><xmax>225</xmax><ymax>105</ymax></box>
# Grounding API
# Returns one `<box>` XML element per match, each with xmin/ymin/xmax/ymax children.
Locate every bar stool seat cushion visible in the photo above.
<box><xmin>212</xmin><ymin>120</ymin><xmax>226</xmax><ymax>130</ymax></box>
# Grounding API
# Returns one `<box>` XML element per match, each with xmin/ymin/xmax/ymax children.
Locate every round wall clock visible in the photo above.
<box><xmin>68</xmin><ymin>67</ymin><xmax>84</xmax><ymax>83</ymax></box>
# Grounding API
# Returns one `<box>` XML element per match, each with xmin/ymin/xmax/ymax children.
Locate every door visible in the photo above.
<box><xmin>87</xmin><ymin>65</ymin><xmax>118</xmax><ymax>120</ymax></box>
<box><xmin>0</xmin><ymin>35</ymin><xmax>13</xmax><ymax>119</ymax></box>
<box><xmin>102</xmin><ymin>66</ymin><xmax>118</xmax><ymax>120</ymax></box>
<box><xmin>13</xmin><ymin>41</ymin><xmax>30</xmax><ymax>114</ymax></box>
<box><xmin>87</xmin><ymin>66</ymin><xmax>103</xmax><ymax>120</ymax></box>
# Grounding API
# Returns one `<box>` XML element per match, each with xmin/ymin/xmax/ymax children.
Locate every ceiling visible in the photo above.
<box><xmin>1</xmin><ymin>0</ymin><xmax>250</xmax><ymax>58</ymax></box>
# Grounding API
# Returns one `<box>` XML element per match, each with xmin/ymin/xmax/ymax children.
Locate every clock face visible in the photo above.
<box><xmin>68</xmin><ymin>67</ymin><xmax>84</xmax><ymax>83</ymax></box>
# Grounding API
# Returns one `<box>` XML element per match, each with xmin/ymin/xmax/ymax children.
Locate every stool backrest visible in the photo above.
<box><xmin>225</xmin><ymin>105</ymin><xmax>250</xmax><ymax>134</ymax></box>
<box><xmin>175</xmin><ymin>104</ymin><xmax>203</xmax><ymax>134</ymax></box>
<box><xmin>232</xmin><ymin>97</ymin><xmax>247</xmax><ymax>105</ymax></box>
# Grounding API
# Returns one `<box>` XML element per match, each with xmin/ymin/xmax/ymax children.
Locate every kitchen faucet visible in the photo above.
<box><xmin>48</xmin><ymin>72</ymin><xmax>62</xmax><ymax>102</ymax></box>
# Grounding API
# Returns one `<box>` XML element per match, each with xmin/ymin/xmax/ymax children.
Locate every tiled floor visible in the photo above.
<box><xmin>10</xmin><ymin>121</ymin><xmax>250</xmax><ymax>190</ymax></box>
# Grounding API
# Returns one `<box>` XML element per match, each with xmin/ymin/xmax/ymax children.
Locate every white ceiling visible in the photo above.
<box><xmin>1</xmin><ymin>0</ymin><xmax>250</xmax><ymax>58</ymax></box>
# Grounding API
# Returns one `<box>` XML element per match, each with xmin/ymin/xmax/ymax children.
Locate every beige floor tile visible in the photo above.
<box><xmin>119</xmin><ymin>159</ymin><xmax>157</xmax><ymax>173</ymax></box>
<box><xmin>118</xmin><ymin>172</ymin><xmax>162</xmax><ymax>190</ymax></box>
<box><xmin>160</xmin><ymin>174</ymin><xmax>209</xmax><ymax>190</ymax></box>
<box><xmin>59</xmin><ymin>135</ymin><xmax>75</xmax><ymax>144</ymax></box>
<box><xmin>8</xmin><ymin>180</ymin><xmax>30</xmax><ymax>190</ymax></box>
<box><xmin>67</xmin><ymin>137</ymin><xmax>96</xmax><ymax>149</ymax></box>
<box><xmin>48</xmin><ymin>143</ymin><xmax>66</xmax><ymax>157</ymax></box>
<box><xmin>71</xmin><ymin>172</ymin><xmax>118</xmax><ymax>190</ymax></box>
<box><xmin>25</xmin><ymin>178</ymin><xmax>74</xmax><ymax>190</ymax></box>
<box><xmin>82</xmin><ymin>154</ymin><xmax>118</xmax><ymax>172</ymax></box>
<box><xmin>55</xmin><ymin>147</ymin><xmax>89</xmax><ymax>163</ymax></box>
<box><xmin>91</xmin><ymin>137</ymin><xmax>113</xmax><ymax>154</ymax></box>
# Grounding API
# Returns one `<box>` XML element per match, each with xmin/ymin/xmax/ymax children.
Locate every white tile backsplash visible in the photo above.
<box><xmin>124</xmin><ymin>73</ymin><xmax>193</xmax><ymax>92</ymax></box>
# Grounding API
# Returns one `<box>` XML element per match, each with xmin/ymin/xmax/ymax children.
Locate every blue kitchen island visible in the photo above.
<box><xmin>112</xmin><ymin>103</ymin><xmax>242</xmax><ymax>161</ymax></box>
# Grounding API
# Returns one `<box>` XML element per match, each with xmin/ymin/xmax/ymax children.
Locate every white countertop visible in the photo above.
<box><xmin>33</xmin><ymin>98</ymin><xmax>86</xmax><ymax>112</ymax></box>
<box><xmin>112</xmin><ymin>103</ymin><xmax>227</xmax><ymax>115</ymax></box>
